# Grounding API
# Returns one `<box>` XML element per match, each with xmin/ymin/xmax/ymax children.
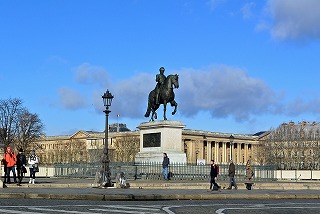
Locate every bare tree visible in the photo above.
<box><xmin>112</xmin><ymin>135</ymin><xmax>140</xmax><ymax>162</ymax></box>
<box><xmin>0</xmin><ymin>98</ymin><xmax>44</xmax><ymax>151</ymax></box>
<box><xmin>52</xmin><ymin>139</ymin><xmax>88</xmax><ymax>164</ymax></box>
<box><xmin>262</xmin><ymin>122</ymin><xmax>320</xmax><ymax>170</ymax></box>
<box><xmin>0</xmin><ymin>98</ymin><xmax>22</xmax><ymax>147</ymax></box>
<box><xmin>15</xmin><ymin>108</ymin><xmax>44</xmax><ymax>152</ymax></box>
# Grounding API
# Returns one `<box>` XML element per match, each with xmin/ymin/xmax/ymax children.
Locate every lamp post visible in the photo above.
<box><xmin>229</xmin><ymin>134</ymin><xmax>234</xmax><ymax>161</ymax></box>
<box><xmin>101</xmin><ymin>89</ymin><xmax>114</xmax><ymax>187</ymax></box>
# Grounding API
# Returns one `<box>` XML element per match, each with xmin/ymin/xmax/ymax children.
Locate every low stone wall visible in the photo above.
<box><xmin>276</xmin><ymin>170</ymin><xmax>320</xmax><ymax>180</ymax></box>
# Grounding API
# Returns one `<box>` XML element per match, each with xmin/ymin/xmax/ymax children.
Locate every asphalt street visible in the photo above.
<box><xmin>0</xmin><ymin>198</ymin><xmax>319</xmax><ymax>214</ymax></box>
<box><xmin>1</xmin><ymin>177</ymin><xmax>320</xmax><ymax>201</ymax></box>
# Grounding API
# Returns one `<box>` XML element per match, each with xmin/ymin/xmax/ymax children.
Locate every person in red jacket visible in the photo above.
<box><xmin>3</xmin><ymin>146</ymin><xmax>17</xmax><ymax>183</ymax></box>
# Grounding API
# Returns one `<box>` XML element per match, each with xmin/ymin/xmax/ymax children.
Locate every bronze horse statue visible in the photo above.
<box><xmin>145</xmin><ymin>74</ymin><xmax>179</xmax><ymax>121</ymax></box>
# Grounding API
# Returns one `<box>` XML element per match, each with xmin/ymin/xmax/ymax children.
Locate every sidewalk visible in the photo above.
<box><xmin>1</xmin><ymin>178</ymin><xmax>320</xmax><ymax>201</ymax></box>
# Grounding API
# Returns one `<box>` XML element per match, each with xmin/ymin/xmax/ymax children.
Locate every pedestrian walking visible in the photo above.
<box><xmin>3</xmin><ymin>146</ymin><xmax>17</xmax><ymax>184</ymax></box>
<box><xmin>28</xmin><ymin>150</ymin><xmax>39</xmax><ymax>184</ymax></box>
<box><xmin>208</xmin><ymin>160</ymin><xmax>221</xmax><ymax>192</ymax></box>
<box><xmin>162</xmin><ymin>153</ymin><xmax>170</xmax><ymax>180</ymax></box>
<box><xmin>245</xmin><ymin>160</ymin><xmax>254</xmax><ymax>181</ymax></box>
<box><xmin>1</xmin><ymin>153</ymin><xmax>8</xmax><ymax>184</ymax></box>
<box><xmin>245</xmin><ymin>159</ymin><xmax>254</xmax><ymax>190</ymax></box>
<box><xmin>16</xmin><ymin>148</ymin><xmax>27</xmax><ymax>186</ymax></box>
<box><xmin>227</xmin><ymin>159</ymin><xmax>237</xmax><ymax>190</ymax></box>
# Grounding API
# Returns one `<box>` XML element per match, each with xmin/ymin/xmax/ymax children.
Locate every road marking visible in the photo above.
<box><xmin>0</xmin><ymin>205</ymin><xmax>164</xmax><ymax>214</ymax></box>
<box><xmin>101</xmin><ymin>205</ymin><xmax>161</xmax><ymax>211</ymax></box>
<box><xmin>0</xmin><ymin>209</ymin><xmax>43</xmax><ymax>214</ymax></box>
<box><xmin>29</xmin><ymin>207</ymin><xmax>102</xmax><ymax>214</ymax></box>
<box><xmin>91</xmin><ymin>208</ymin><xmax>161</xmax><ymax>214</ymax></box>
<box><xmin>216</xmin><ymin>206</ymin><xmax>320</xmax><ymax>214</ymax></box>
<box><xmin>162</xmin><ymin>202</ymin><xmax>320</xmax><ymax>214</ymax></box>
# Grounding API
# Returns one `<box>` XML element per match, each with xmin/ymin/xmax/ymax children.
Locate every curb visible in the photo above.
<box><xmin>4</xmin><ymin>180</ymin><xmax>320</xmax><ymax>190</ymax></box>
<box><xmin>1</xmin><ymin>193</ymin><xmax>320</xmax><ymax>201</ymax></box>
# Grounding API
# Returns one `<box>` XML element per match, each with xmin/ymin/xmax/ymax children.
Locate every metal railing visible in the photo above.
<box><xmin>53</xmin><ymin>162</ymin><xmax>276</xmax><ymax>181</ymax></box>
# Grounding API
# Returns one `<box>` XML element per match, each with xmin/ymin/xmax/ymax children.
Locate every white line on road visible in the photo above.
<box><xmin>216</xmin><ymin>206</ymin><xmax>320</xmax><ymax>214</ymax></box>
<box><xmin>101</xmin><ymin>205</ymin><xmax>161</xmax><ymax>211</ymax></box>
<box><xmin>91</xmin><ymin>208</ymin><xmax>161</xmax><ymax>214</ymax></box>
<box><xmin>29</xmin><ymin>207</ymin><xmax>102</xmax><ymax>214</ymax></box>
<box><xmin>0</xmin><ymin>209</ymin><xmax>43</xmax><ymax>214</ymax></box>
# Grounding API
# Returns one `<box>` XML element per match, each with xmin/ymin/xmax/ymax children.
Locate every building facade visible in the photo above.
<box><xmin>4</xmin><ymin>121</ymin><xmax>320</xmax><ymax>169</ymax></box>
<box><xmin>32</xmin><ymin>125</ymin><xmax>258</xmax><ymax>166</ymax></box>
<box><xmin>259</xmin><ymin>121</ymin><xmax>320</xmax><ymax>170</ymax></box>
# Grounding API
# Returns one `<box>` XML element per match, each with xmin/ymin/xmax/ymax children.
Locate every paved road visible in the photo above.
<box><xmin>0</xmin><ymin>199</ymin><xmax>319</xmax><ymax>214</ymax></box>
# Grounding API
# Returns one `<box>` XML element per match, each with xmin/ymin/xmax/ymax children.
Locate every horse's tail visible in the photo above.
<box><xmin>144</xmin><ymin>91</ymin><xmax>153</xmax><ymax>117</ymax></box>
<box><xmin>144</xmin><ymin>100</ymin><xmax>151</xmax><ymax>117</ymax></box>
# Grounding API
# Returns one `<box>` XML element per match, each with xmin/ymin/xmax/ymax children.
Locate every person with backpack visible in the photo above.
<box><xmin>207</xmin><ymin>160</ymin><xmax>221</xmax><ymax>192</ymax></box>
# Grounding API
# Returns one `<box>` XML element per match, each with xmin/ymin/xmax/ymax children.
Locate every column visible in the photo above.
<box><xmin>237</xmin><ymin>143</ymin><xmax>241</xmax><ymax>164</ymax></box>
<box><xmin>244</xmin><ymin>143</ymin><xmax>248</xmax><ymax>163</ymax></box>
<box><xmin>230</xmin><ymin>143</ymin><xmax>233</xmax><ymax>162</ymax></box>
<box><xmin>190</xmin><ymin>140</ymin><xmax>195</xmax><ymax>163</ymax></box>
<box><xmin>207</xmin><ymin>141</ymin><xmax>212</xmax><ymax>164</ymax></box>
<box><xmin>215</xmin><ymin>142</ymin><xmax>219</xmax><ymax>162</ymax></box>
<box><xmin>222</xmin><ymin>142</ymin><xmax>226</xmax><ymax>163</ymax></box>
<box><xmin>200</xmin><ymin>140</ymin><xmax>204</xmax><ymax>160</ymax></box>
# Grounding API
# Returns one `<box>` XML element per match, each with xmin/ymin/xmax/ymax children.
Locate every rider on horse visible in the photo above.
<box><xmin>155</xmin><ymin>67</ymin><xmax>166</xmax><ymax>105</ymax></box>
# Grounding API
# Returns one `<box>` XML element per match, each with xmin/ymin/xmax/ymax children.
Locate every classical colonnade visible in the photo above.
<box><xmin>183</xmin><ymin>137</ymin><xmax>255</xmax><ymax>165</ymax></box>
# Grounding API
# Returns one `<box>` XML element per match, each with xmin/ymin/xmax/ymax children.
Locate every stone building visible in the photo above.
<box><xmin>182</xmin><ymin>129</ymin><xmax>259</xmax><ymax>165</ymax></box>
<box><xmin>259</xmin><ymin>121</ymin><xmax>320</xmax><ymax>170</ymax></box>
<box><xmin>7</xmin><ymin>121</ymin><xmax>320</xmax><ymax>169</ymax></box>
<box><xmin>33</xmin><ymin>123</ymin><xmax>259</xmax><ymax>165</ymax></box>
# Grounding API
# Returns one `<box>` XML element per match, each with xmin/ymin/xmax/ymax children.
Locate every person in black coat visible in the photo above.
<box><xmin>227</xmin><ymin>159</ymin><xmax>238</xmax><ymax>190</ymax></box>
<box><xmin>208</xmin><ymin>160</ymin><xmax>221</xmax><ymax>192</ymax></box>
<box><xmin>16</xmin><ymin>148</ymin><xmax>27</xmax><ymax>186</ymax></box>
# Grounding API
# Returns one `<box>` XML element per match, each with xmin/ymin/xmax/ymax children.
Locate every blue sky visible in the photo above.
<box><xmin>1</xmin><ymin>0</ymin><xmax>320</xmax><ymax>136</ymax></box>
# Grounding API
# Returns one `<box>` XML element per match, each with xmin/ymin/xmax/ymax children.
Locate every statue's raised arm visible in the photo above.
<box><xmin>145</xmin><ymin>67</ymin><xmax>179</xmax><ymax>121</ymax></box>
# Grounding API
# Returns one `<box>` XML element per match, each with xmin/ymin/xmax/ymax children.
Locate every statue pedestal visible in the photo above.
<box><xmin>135</xmin><ymin>120</ymin><xmax>187</xmax><ymax>164</ymax></box>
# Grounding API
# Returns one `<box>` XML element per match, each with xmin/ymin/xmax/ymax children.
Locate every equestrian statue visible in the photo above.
<box><xmin>144</xmin><ymin>67</ymin><xmax>179</xmax><ymax>121</ymax></box>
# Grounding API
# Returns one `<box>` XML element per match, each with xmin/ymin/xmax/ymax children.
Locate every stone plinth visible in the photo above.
<box><xmin>135</xmin><ymin>120</ymin><xmax>187</xmax><ymax>163</ymax></box>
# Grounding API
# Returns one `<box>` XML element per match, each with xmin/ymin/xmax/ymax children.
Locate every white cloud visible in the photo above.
<box><xmin>206</xmin><ymin>0</ymin><xmax>225</xmax><ymax>11</ymax></box>
<box><xmin>73</xmin><ymin>64</ymin><xmax>319</xmax><ymax>123</ymax></box>
<box><xmin>91</xmin><ymin>66</ymin><xmax>280</xmax><ymax>122</ymax></box>
<box><xmin>241</xmin><ymin>2</ymin><xmax>255</xmax><ymax>19</ymax></box>
<box><xmin>267</xmin><ymin>0</ymin><xmax>320</xmax><ymax>40</ymax></box>
<box><xmin>176</xmin><ymin>66</ymin><xmax>279</xmax><ymax>121</ymax></box>
<box><xmin>255</xmin><ymin>21</ymin><xmax>270</xmax><ymax>32</ymax></box>
<box><xmin>286</xmin><ymin>97</ymin><xmax>320</xmax><ymax>116</ymax></box>
<box><xmin>92</xmin><ymin>73</ymin><xmax>154</xmax><ymax>119</ymax></box>
<box><xmin>58</xmin><ymin>88</ymin><xmax>86</xmax><ymax>110</ymax></box>
<box><xmin>74</xmin><ymin>63</ymin><xmax>109</xmax><ymax>87</ymax></box>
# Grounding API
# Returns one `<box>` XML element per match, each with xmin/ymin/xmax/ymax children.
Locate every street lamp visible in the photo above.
<box><xmin>229</xmin><ymin>134</ymin><xmax>234</xmax><ymax>161</ymax></box>
<box><xmin>101</xmin><ymin>89</ymin><xmax>114</xmax><ymax>187</ymax></box>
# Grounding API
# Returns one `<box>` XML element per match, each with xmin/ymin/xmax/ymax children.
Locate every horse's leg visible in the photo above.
<box><xmin>150</xmin><ymin>111</ymin><xmax>154</xmax><ymax>121</ymax></box>
<box><xmin>171</xmin><ymin>100</ymin><xmax>178</xmax><ymax>115</ymax></box>
<box><xmin>150</xmin><ymin>109</ymin><xmax>156</xmax><ymax>121</ymax></box>
<box><xmin>163</xmin><ymin>102</ymin><xmax>167</xmax><ymax>120</ymax></box>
